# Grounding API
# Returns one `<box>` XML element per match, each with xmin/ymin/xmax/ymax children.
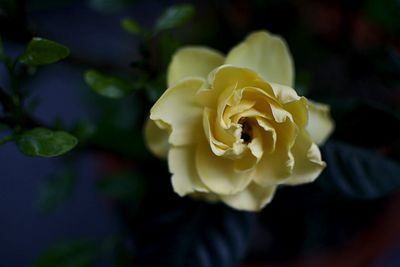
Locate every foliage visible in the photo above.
<box><xmin>16</xmin><ymin>128</ymin><xmax>78</xmax><ymax>157</ymax></box>
<box><xmin>317</xmin><ymin>140</ymin><xmax>400</xmax><ymax>199</ymax></box>
<box><xmin>33</xmin><ymin>240</ymin><xmax>99</xmax><ymax>267</ymax></box>
<box><xmin>36</xmin><ymin>166</ymin><xmax>77</xmax><ymax>213</ymax></box>
<box><xmin>84</xmin><ymin>69</ymin><xmax>138</xmax><ymax>99</ymax></box>
<box><xmin>19</xmin><ymin>38</ymin><xmax>70</xmax><ymax>66</ymax></box>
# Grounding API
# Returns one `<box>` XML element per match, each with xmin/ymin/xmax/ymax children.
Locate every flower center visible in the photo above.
<box><xmin>239</xmin><ymin>118</ymin><xmax>252</xmax><ymax>144</ymax></box>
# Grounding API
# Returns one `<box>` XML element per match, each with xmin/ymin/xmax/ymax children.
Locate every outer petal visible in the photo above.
<box><xmin>225</xmin><ymin>31</ymin><xmax>294</xmax><ymax>87</ymax></box>
<box><xmin>306</xmin><ymin>100</ymin><xmax>335</xmax><ymax>145</ymax></box>
<box><xmin>144</xmin><ymin>119</ymin><xmax>170</xmax><ymax>158</ymax></box>
<box><xmin>196</xmin><ymin>138</ymin><xmax>253</xmax><ymax>195</ymax></box>
<box><xmin>221</xmin><ymin>183</ymin><xmax>276</xmax><ymax>211</ymax></box>
<box><xmin>150</xmin><ymin>78</ymin><xmax>204</xmax><ymax>146</ymax></box>
<box><xmin>167</xmin><ymin>46</ymin><xmax>225</xmax><ymax>87</ymax></box>
<box><xmin>169</xmin><ymin>145</ymin><xmax>209</xmax><ymax>196</ymax></box>
<box><xmin>253</xmin><ymin>147</ymin><xmax>294</xmax><ymax>186</ymax></box>
<box><xmin>283</xmin><ymin>129</ymin><xmax>326</xmax><ymax>185</ymax></box>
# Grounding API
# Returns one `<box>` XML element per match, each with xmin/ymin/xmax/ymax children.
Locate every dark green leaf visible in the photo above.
<box><xmin>121</xmin><ymin>18</ymin><xmax>143</xmax><ymax>35</ymax></box>
<box><xmin>144</xmin><ymin>74</ymin><xmax>167</xmax><ymax>102</ymax></box>
<box><xmin>158</xmin><ymin>33</ymin><xmax>180</xmax><ymax>67</ymax></box>
<box><xmin>317</xmin><ymin>140</ymin><xmax>400</xmax><ymax>199</ymax></box>
<box><xmin>113</xmin><ymin>239</ymin><xmax>134</xmax><ymax>267</ymax></box>
<box><xmin>133</xmin><ymin>172</ymin><xmax>255</xmax><ymax>267</ymax></box>
<box><xmin>71</xmin><ymin>120</ymin><xmax>96</xmax><ymax>142</ymax></box>
<box><xmin>84</xmin><ymin>69</ymin><xmax>136</xmax><ymax>99</ymax></box>
<box><xmin>154</xmin><ymin>4</ymin><xmax>194</xmax><ymax>32</ymax></box>
<box><xmin>33</xmin><ymin>240</ymin><xmax>98</xmax><ymax>267</ymax></box>
<box><xmin>295</xmin><ymin>71</ymin><xmax>312</xmax><ymax>96</ymax></box>
<box><xmin>97</xmin><ymin>171</ymin><xmax>145</xmax><ymax>200</ymax></box>
<box><xmin>16</xmin><ymin>128</ymin><xmax>78</xmax><ymax>157</ymax></box>
<box><xmin>0</xmin><ymin>134</ymin><xmax>13</xmax><ymax>145</ymax></box>
<box><xmin>0</xmin><ymin>123</ymin><xmax>9</xmax><ymax>132</ymax></box>
<box><xmin>364</xmin><ymin>0</ymin><xmax>400</xmax><ymax>34</ymax></box>
<box><xmin>0</xmin><ymin>0</ymin><xmax>16</xmax><ymax>15</ymax></box>
<box><xmin>36</xmin><ymin>168</ymin><xmax>76</xmax><ymax>213</ymax></box>
<box><xmin>19</xmin><ymin>37</ymin><xmax>70</xmax><ymax>66</ymax></box>
<box><xmin>89</xmin><ymin>96</ymin><xmax>149</xmax><ymax>159</ymax></box>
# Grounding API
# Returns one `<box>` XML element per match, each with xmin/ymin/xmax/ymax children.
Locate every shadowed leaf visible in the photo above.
<box><xmin>154</xmin><ymin>4</ymin><xmax>194</xmax><ymax>33</ymax></box>
<box><xmin>16</xmin><ymin>128</ymin><xmax>78</xmax><ymax>157</ymax></box>
<box><xmin>317</xmin><ymin>140</ymin><xmax>400</xmax><ymax>199</ymax></box>
<box><xmin>19</xmin><ymin>37</ymin><xmax>69</xmax><ymax>66</ymax></box>
<box><xmin>84</xmin><ymin>69</ymin><xmax>137</xmax><ymax>99</ymax></box>
<box><xmin>33</xmin><ymin>240</ymin><xmax>98</xmax><ymax>267</ymax></box>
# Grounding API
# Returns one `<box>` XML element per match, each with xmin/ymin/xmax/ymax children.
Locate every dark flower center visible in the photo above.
<box><xmin>239</xmin><ymin>118</ymin><xmax>252</xmax><ymax>144</ymax></box>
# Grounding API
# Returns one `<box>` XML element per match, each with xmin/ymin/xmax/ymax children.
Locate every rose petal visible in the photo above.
<box><xmin>255</xmin><ymin>117</ymin><xmax>276</xmax><ymax>153</ymax></box>
<box><xmin>225</xmin><ymin>31</ymin><xmax>294</xmax><ymax>87</ymax></box>
<box><xmin>269</xmin><ymin>82</ymin><xmax>300</xmax><ymax>104</ymax></box>
<box><xmin>169</xmin><ymin>145</ymin><xmax>209</xmax><ymax>196</ymax></box>
<box><xmin>167</xmin><ymin>46</ymin><xmax>225</xmax><ymax>87</ymax></box>
<box><xmin>283</xmin><ymin>97</ymin><xmax>308</xmax><ymax>128</ymax></box>
<box><xmin>253</xmin><ymin>147</ymin><xmax>294</xmax><ymax>187</ymax></box>
<box><xmin>248</xmin><ymin>125</ymin><xmax>264</xmax><ymax>159</ymax></box>
<box><xmin>203</xmin><ymin>108</ymin><xmax>231</xmax><ymax>156</ymax></box>
<box><xmin>144</xmin><ymin>119</ymin><xmax>170</xmax><ymax>158</ymax></box>
<box><xmin>196</xmin><ymin>66</ymin><xmax>262</xmax><ymax>108</ymax></box>
<box><xmin>196</xmin><ymin>138</ymin><xmax>253</xmax><ymax>195</ymax></box>
<box><xmin>283</xmin><ymin>129</ymin><xmax>326</xmax><ymax>185</ymax></box>
<box><xmin>150</xmin><ymin>78</ymin><xmax>204</xmax><ymax>146</ymax></box>
<box><xmin>234</xmin><ymin>148</ymin><xmax>258</xmax><ymax>172</ymax></box>
<box><xmin>306</xmin><ymin>100</ymin><xmax>335</xmax><ymax>145</ymax></box>
<box><xmin>221</xmin><ymin>182</ymin><xmax>276</xmax><ymax>211</ymax></box>
<box><xmin>270</xmin><ymin>103</ymin><xmax>293</xmax><ymax>123</ymax></box>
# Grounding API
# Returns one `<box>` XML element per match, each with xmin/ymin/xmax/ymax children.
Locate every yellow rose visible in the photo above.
<box><xmin>145</xmin><ymin>31</ymin><xmax>334</xmax><ymax>211</ymax></box>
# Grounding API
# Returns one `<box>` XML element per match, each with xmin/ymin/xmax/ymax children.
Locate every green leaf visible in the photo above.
<box><xmin>154</xmin><ymin>4</ymin><xmax>194</xmax><ymax>33</ymax></box>
<box><xmin>36</xmin><ymin>168</ymin><xmax>76</xmax><ymax>213</ymax></box>
<box><xmin>121</xmin><ymin>18</ymin><xmax>143</xmax><ymax>35</ymax></box>
<box><xmin>317</xmin><ymin>140</ymin><xmax>400</xmax><ymax>199</ymax></box>
<box><xmin>96</xmin><ymin>171</ymin><xmax>145</xmax><ymax>200</ymax></box>
<box><xmin>19</xmin><ymin>37</ymin><xmax>70</xmax><ymax>66</ymax></box>
<box><xmin>16</xmin><ymin>128</ymin><xmax>78</xmax><ymax>157</ymax></box>
<box><xmin>33</xmin><ymin>239</ymin><xmax>99</xmax><ymax>267</ymax></box>
<box><xmin>84</xmin><ymin>69</ymin><xmax>136</xmax><ymax>99</ymax></box>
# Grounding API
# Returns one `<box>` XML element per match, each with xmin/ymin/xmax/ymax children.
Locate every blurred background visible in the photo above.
<box><xmin>0</xmin><ymin>0</ymin><xmax>399</xmax><ymax>266</ymax></box>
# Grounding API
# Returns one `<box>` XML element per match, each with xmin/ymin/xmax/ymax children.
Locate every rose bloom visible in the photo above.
<box><xmin>145</xmin><ymin>31</ymin><xmax>334</xmax><ymax>211</ymax></box>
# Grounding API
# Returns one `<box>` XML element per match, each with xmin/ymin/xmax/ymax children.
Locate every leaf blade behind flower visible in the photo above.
<box><xmin>131</xmin><ymin>166</ymin><xmax>256</xmax><ymax>267</ymax></box>
<box><xmin>154</xmin><ymin>4</ymin><xmax>194</xmax><ymax>33</ymax></box>
<box><xmin>84</xmin><ymin>69</ymin><xmax>137</xmax><ymax>99</ymax></box>
<box><xmin>317</xmin><ymin>140</ymin><xmax>400</xmax><ymax>199</ymax></box>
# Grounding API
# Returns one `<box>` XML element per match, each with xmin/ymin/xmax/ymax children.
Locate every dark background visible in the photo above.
<box><xmin>1</xmin><ymin>0</ymin><xmax>399</xmax><ymax>266</ymax></box>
